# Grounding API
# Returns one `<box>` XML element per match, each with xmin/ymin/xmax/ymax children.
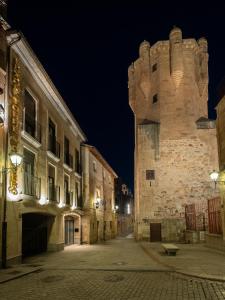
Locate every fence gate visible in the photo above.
<box><xmin>208</xmin><ymin>197</ymin><xmax>222</xmax><ymax>234</ymax></box>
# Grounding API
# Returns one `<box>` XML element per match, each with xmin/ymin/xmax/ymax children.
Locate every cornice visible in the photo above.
<box><xmin>7</xmin><ymin>33</ymin><xmax>87</xmax><ymax>142</ymax></box>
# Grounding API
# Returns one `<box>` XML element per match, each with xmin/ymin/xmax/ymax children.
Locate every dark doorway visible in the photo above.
<box><xmin>150</xmin><ymin>223</ymin><xmax>162</xmax><ymax>242</ymax></box>
<box><xmin>65</xmin><ymin>217</ymin><xmax>74</xmax><ymax>245</ymax></box>
<box><xmin>22</xmin><ymin>213</ymin><xmax>54</xmax><ymax>257</ymax></box>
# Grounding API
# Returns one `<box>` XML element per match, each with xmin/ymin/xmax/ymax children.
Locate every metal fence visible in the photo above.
<box><xmin>208</xmin><ymin>197</ymin><xmax>222</xmax><ymax>234</ymax></box>
<box><xmin>185</xmin><ymin>202</ymin><xmax>207</xmax><ymax>231</ymax></box>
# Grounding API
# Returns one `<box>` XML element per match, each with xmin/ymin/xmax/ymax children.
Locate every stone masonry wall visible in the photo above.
<box><xmin>129</xmin><ymin>27</ymin><xmax>219</xmax><ymax>241</ymax></box>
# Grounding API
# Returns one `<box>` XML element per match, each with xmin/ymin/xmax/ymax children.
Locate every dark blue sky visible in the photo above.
<box><xmin>7</xmin><ymin>1</ymin><xmax>225</xmax><ymax>190</ymax></box>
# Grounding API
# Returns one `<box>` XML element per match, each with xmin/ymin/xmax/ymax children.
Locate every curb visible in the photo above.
<box><xmin>174</xmin><ymin>270</ymin><xmax>225</xmax><ymax>283</ymax></box>
<box><xmin>0</xmin><ymin>267</ymin><xmax>42</xmax><ymax>284</ymax></box>
<box><xmin>140</xmin><ymin>243</ymin><xmax>225</xmax><ymax>282</ymax></box>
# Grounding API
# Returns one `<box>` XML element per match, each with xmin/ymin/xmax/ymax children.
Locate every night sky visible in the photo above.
<box><xmin>6</xmin><ymin>1</ymin><xmax>225</xmax><ymax>190</ymax></box>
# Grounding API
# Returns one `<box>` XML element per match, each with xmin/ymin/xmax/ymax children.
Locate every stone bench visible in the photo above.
<box><xmin>161</xmin><ymin>243</ymin><xmax>179</xmax><ymax>256</ymax></box>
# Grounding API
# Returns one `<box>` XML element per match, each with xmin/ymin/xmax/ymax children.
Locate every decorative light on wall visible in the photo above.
<box><xmin>209</xmin><ymin>170</ymin><xmax>225</xmax><ymax>188</ymax></box>
<box><xmin>8</xmin><ymin>57</ymin><xmax>22</xmax><ymax>195</ymax></box>
<box><xmin>127</xmin><ymin>203</ymin><xmax>131</xmax><ymax>214</ymax></box>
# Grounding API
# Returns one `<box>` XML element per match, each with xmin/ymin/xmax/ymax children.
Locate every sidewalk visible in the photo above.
<box><xmin>141</xmin><ymin>241</ymin><xmax>225</xmax><ymax>281</ymax></box>
<box><xmin>0</xmin><ymin>263</ymin><xmax>42</xmax><ymax>284</ymax></box>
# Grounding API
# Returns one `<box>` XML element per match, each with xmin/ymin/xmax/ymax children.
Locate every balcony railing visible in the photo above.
<box><xmin>65</xmin><ymin>191</ymin><xmax>73</xmax><ymax>206</ymax></box>
<box><xmin>48</xmin><ymin>137</ymin><xmax>60</xmax><ymax>158</ymax></box>
<box><xmin>48</xmin><ymin>183</ymin><xmax>60</xmax><ymax>203</ymax></box>
<box><xmin>24</xmin><ymin>114</ymin><xmax>42</xmax><ymax>143</ymax></box>
<box><xmin>64</xmin><ymin>153</ymin><xmax>73</xmax><ymax>169</ymax></box>
<box><xmin>23</xmin><ymin>172</ymin><xmax>41</xmax><ymax>199</ymax></box>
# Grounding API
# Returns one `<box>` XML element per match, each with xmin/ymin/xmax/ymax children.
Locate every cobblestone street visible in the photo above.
<box><xmin>1</xmin><ymin>237</ymin><xmax>225</xmax><ymax>299</ymax></box>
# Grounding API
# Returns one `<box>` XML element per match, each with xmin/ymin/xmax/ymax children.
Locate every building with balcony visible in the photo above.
<box><xmin>0</xmin><ymin>14</ymin><xmax>86</xmax><ymax>264</ymax></box>
<box><xmin>81</xmin><ymin>145</ymin><xmax>118</xmax><ymax>243</ymax></box>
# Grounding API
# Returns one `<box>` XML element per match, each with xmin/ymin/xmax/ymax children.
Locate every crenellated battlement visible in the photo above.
<box><xmin>128</xmin><ymin>27</ymin><xmax>209</xmax><ymax>133</ymax></box>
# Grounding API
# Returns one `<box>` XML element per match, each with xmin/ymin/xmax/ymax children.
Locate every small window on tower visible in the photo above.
<box><xmin>152</xmin><ymin>63</ymin><xmax>157</xmax><ymax>72</ymax></box>
<box><xmin>153</xmin><ymin>94</ymin><xmax>158</xmax><ymax>104</ymax></box>
<box><xmin>146</xmin><ymin>170</ymin><xmax>155</xmax><ymax>180</ymax></box>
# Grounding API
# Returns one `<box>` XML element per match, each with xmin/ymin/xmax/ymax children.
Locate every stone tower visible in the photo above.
<box><xmin>128</xmin><ymin>27</ymin><xmax>219</xmax><ymax>241</ymax></box>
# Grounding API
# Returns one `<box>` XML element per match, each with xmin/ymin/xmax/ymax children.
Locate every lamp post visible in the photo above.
<box><xmin>2</xmin><ymin>152</ymin><xmax>22</xmax><ymax>268</ymax></box>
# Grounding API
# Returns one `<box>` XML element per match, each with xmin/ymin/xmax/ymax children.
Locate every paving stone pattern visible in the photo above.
<box><xmin>0</xmin><ymin>269</ymin><xmax>225</xmax><ymax>299</ymax></box>
<box><xmin>1</xmin><ymin>238</ymin><xmax>225</xmax><ymax>299</ymax></box>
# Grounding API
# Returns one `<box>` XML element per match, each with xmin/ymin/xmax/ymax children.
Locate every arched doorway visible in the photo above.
<box><xmin>64</xmin><ymin>214</ymin><xmax>81</xmax><ymax>245</ymax></box>
<box><xmin>22</xmin><ymin>213</ymin><xmax>54</xmax><ymax>257</ymax></box>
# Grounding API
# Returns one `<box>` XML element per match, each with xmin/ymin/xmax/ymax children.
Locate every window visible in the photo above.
<box><xmin>48</xmin><ymin>164</ymin><xmax>56</xmax><ymax>201</ymax></box>
<box><xmin>152</xmin><ymin>63</ymin><xmax>157</xmax><ymax>72</ymax></box>
<box><xmin>93</xmin><ymin>161</ymin><xmax>97</xmax><ymax>172</ymax></box>
<box><xmin>48</xmin><ymin>118</ymin><xmax>60</xmax><ymax>157</ymax></box>
<box><xmin>23</xmin><ymin>148</ymin><xmax>35</xmax><ymax>195</ymax></box>
<box><xmin>64</xmin><ymin>175</ymin><xmax>70</xmax><ymax>205</ymax></box>
<box><xmin>75</xmin><ymin>181</ymin><xmax>80</xmax><ymax>207</ymax></box>
<box><xmin>24</xmin><ymin>90</ymin><xmax>36</xmax><ymax>137</ymax></box>
<box><xmin>64</xmin><ymin>136</ymin><xmax>73</xmax><ymax>167</ymax></box>
<box><xmin>146</xmin><ymin>170</ymin><xmax>155</xmax><ymax>180</ymax></box>
<box><xmin>75</xmin><ymin>148</ymin><xmax>80</xmax><ymax>173</ymax></box>
<box><xmin>153</xmin><ymin>94</ymin><xmax>158</xmax><ymax>104</ymax></box>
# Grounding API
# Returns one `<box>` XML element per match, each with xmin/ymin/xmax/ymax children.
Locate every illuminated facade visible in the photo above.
<box><xmin>212</xmin><ymin>80</ymin><xmax>225</xmax><ymax>251</ymax></box>
<box><xmin>129</xmin><ymin>27</ymin><xmax>219</xmax><ymax>242</ymax></box>
<box><xmin>81</xmin><ymin>145</ymin><xmax>117</xmax><ymax>243</ymax></box>
<box><xmin>0</xmin><ymin>16</ymin><xmax>86</xmax><ymax>264</ymax></box>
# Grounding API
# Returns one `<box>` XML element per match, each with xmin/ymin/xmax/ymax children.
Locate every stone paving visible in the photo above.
<box><xmin>141</xmin><ymin>242</ymin><xmax>225</xmax><ymax>281</ymax></box>
<box><xmin>0</xmin><ymin>237</ymin><xmax>225</xmax><ymax>299</ymax></box>
<box><xmin>1</xmin><ymin>268</ymin><xmax>225</xmax><ymax>299</ymax></box>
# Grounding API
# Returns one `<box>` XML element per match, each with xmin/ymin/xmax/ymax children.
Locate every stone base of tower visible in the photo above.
<box><xmin>135</xmin><ymin>218</ymin><xmax>186</xmax><ymax>242</ymax></box>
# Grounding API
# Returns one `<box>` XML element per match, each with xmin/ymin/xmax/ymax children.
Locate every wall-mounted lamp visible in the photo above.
<box><xmin>94</xmin><ymin>197</ymin><xmax>100</xmax><ymax>209</ymax></box>
<box><xmin>114</xmin><ymin>205</ymin><xmax>119</xmax><ymax>213</ymax></box>
<box><xmin>209</xmin><ymin>170</ymin><xmax>225</xmax><ymax>188</ymax></box>
<box><xmin>9</xmin><ymin>152</ymin><xmax>23</xmax><ymax>167</ymax></box>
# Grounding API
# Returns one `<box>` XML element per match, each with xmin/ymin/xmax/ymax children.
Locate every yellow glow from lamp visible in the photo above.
<box><xmin>9</xmin><ymin>153</ymin><xmax>23</xmax><ymax>167</ymax></box>
<box><xmin>58</xmin><ymin>202</ymin><xmax>65</xmax><ymax>208</ymax></box>
<box><xmin>210</xmin><ymin>170</ymin><xmax>219</xmax><ymax>182</ymax></box>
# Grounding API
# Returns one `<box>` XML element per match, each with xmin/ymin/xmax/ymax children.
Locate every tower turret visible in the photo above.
<box><xmin>169</xmin><ymin>26</ymin><xmax>184</xmax><ymax>88</ymax></box>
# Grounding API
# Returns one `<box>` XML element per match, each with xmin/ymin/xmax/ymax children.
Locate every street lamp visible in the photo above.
<box><xmin>9</xmin><ymin>152</ymin><xmax>23</xmax><ymax>167</ymax></box>
<box><xmin>2</xmin><ymin>151</ymin><xmax>23</xmax><ymax>269</ymax></box>
<box><xmin>209</xmin><ymin>170</ymin><xmax>225</xmax><ymax>188</ymax></box>
<box><xmin>114</xmin><ymin>205</ymin><xmax>119</xmax><ymax>213</ymax></box>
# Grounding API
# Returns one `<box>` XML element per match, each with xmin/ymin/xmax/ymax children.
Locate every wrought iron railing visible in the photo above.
<box><xmin>23</xmin><ymin>172</ymin><xmax>41</xmax><ymax>199</ymax></box>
